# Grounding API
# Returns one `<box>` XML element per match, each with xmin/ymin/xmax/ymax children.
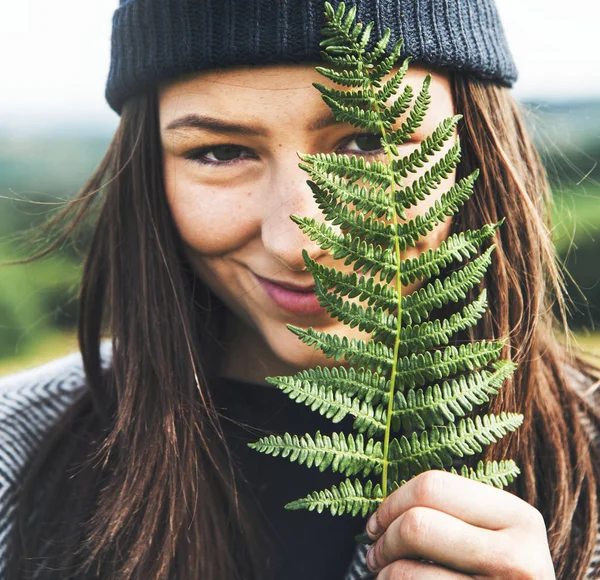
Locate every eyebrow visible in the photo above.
<box><xmin>164</xmin><ymin>110</ymin><xmax>344</xmax><ymax>136</ymax></box>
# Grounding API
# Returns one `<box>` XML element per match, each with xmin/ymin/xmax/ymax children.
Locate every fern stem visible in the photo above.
<box><xmin>367</xmin><ymin>71</ymin><xmax>404</xmax><ymax>500</ymax></box>
<box><xmin>333</xmin><ymin>15</ymin><xmax>404</xmax><ymax>498</ymax></box>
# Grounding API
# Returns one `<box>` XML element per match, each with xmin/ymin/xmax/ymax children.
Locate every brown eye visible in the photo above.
<box><xmin>354</xmin><ymin>133</ymin><xmax>383</xmax><ymax>152</ymax></box>
<box><xmin>209</xmin><ymin>145</ymin><xmax>244</xmax><ymax>161</ymax></box>
<box><xmin>340</xmin><ymin>133</ymin><xmax>384</xmax><ymax>156</ymax></box>
<box><xmin>186</xmin><ymin>144</ymin><xmax>254</xmax><ymax>166</ymax></box>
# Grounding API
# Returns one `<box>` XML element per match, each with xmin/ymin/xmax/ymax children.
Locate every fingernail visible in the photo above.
<box><xmin>366</xmin><ymin>513</ymin><xmax>379</xmax><ymax>537</ymax></box>
<box><xmin>366</xmin><ymin>545</ymin><xmax>377</xmax><ymax>571</ymax></box>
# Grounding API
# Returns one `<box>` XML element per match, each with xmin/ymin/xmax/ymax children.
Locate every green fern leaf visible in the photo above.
<box><xmin>388</xmin><ymin>75</ymin><xmax>432</xmax><ymax>144</ymax></box>
<box><xmin>451</xmin><ymin>459</ymin><xmax>521</xmax><ymax>489</ymax></box>
<box><xmin>378</xmin><ymin>79</ymin><xmax>412</xmax><ymax>116</ymax></box>
<box><xmin>298</xmin><ymin>151</ymin><xmax>393</xmax><ymax>188</ymax></box>
<box><xmin>394</xmin><ymin>142</ymin><xmax>462</xmax><ymax>211</ymax></box>
<box><xmin>248</xmin><ymin>430</ymin><xmax>384</xmax><ymax>477</ymax></box>
<box><xmin>312</xmin><ymin>84</ymin><xmax>375</xmax><ymax>108</ymax></box>
<box><xmin>304</xmin><ymin>255</ymin><xmax>399</xmax><ymax>311</ymax></box>
<box><xmin>393</xmin><ymin>290</ymin><xmax>489</xmax><ymax>354</ymax></box>
<box><xmin>248</xmin><ymin>0</ymin><xmax>523</xmax><ymax>533</ymax></box>
<box><xmin>285</xmin><ymin>477</ymin><xmax>383</xmax><ymax>517</ymax></box>
<box><xmin>402</xmin><ymin>244</ymin><xmax>495</xmax><ymax>324</ymax></box>
<box><xmin>400</xmin><ymin>223</ymin><xmax>501</xmax><ymax>284</ymax></box>
<box><xmin>266</xmin><ymin>365</ymin><xmax>389</xmax><ymax>405</ymax></box>
<box><xmin>266</xmin><ymin>372</ymin><xmax>387</xmax><ymax>436</ymax></box>
<box><xmin>392</xmin><ymin>360</ymin><xmax>518</xmax><ymax>431</ymax></box>
<box><xmin>387</xmin><ymin>412</ymin><xmax>523</xmax><ymax>479</ymax></box>
<box><xmin>299</xmin><ymin>170</ymin><xmax>396</xmax><ymax>220</ymax></box>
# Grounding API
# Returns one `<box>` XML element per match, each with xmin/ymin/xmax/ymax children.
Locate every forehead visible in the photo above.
<box><xmin>158</xmin><ymin>63</ymin><xmax>452</xmax><ymax>134</ymax></box>
<box><xmin>158</xmin><ymin>64</ymin><xmax>322</xmax><ymax>130</ymax></box>
<box><xmin>159</xmin><ymin>63</ymin><xmax>331</xmax><ymax>103</ymax></box>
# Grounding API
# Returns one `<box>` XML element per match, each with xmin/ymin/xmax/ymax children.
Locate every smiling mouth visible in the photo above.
<box><xmin>255</xmin><ymin>275</ymin><xmax>315</xmax><ymax>292</ymax></box>
<box><xmin>253</xmin><ymin>273</ymin><xmax>325</xmax><ymax>315</ymax></box>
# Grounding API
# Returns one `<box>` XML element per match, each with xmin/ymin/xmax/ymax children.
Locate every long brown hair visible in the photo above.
<box><xmin>451</xmin><ymin>75</ymin><xmax>600</xmax><ymax>580</ymax></box>
<box><xmin>4</xmin><ymin>72</ymin><xmax>600</xmax><ymax>579</ymax></box>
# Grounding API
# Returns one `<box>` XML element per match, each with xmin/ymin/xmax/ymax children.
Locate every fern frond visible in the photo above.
<box><xmin>313</xmin><ymin>67</ymin><xmax>368</xmax><ymax>88</ymax></box>
<box><xmin>308</xmin><ymin>183</ymin><xmax>401</xmax><ymax>248</ymax></box>
<box><xmin>400</xmin><ymin>223</ymin><xmax>501</xmax><ymax>284</ymax></box>
<box><xmin>286</xmin><ymin>325</ymin><xmax>394</xmax><ymax>375</ymax></box>
<box><xmin>377</xmin><ymin>72</ymin><xmax>412</xmax><ymax>111</ymax></box>
<box><xmin>311</xmin><ymin>284</ymin><xmax>397</xmax><ymax>338</ymax></box>
<box><xmin>387</xmin><ymin>413</ymin><xmax>523</xmax><ymax>479</ymax></box>
<box><xmin>320</xmin><ymin>98</ymin><xmax>395</xmax><ymax>132</ymax></box>
<box><xmin>312</xmin><ymin>282</ymin><xmax>487</xmax><ymax>354</ymax></box>
<box><xmin>266</xmin><ymin>372</ymin><xmax>387</xmax><ymax>436</ymax></box>
<box><xmin>394</xmin><ymin>142</ymin><xmax>462</xmax><ymax>211</ymax></box>
<box><xmin>392</xmin><ymin>116</ymin><xmax>461</xmax><ymax>177</ymax></box>
<box><xmin>290</xmin><ymin>216</ymin><xmax>399</xmax><ymax>282</ymax></box>
<box><xmin>294</xmin><ymin>218</ymin><xmax>499</xmax><ymax>285</ymax></box>
<box><xmin>451</xmin><ymin>459</ymin><xmax>521</xmax><ymax>489</ymax></box>
<box><xmin>300</xmin><ymin>170</ymin><xmax>396</xmax><ymax>220</ymax></box>
<box><xmin>299</xmin><ymin>151</ymin><xmax>392</xmax><ymax>188</ymax></box>
<box><xmin>388</xmin><ymin>75</ymin><xmax>432</xmax><ymax>144</ymax></box>
<box><xmin>402</xmin><ymin>245</ymin><xmax>494</xmax><ymax>324</ymax></box>
<box><xmin>392</xmin><ymin>360</ymin><xmax>518</xmax><ymax>431</ymax></box>
<box><xmin>305</xmin><ymin>240</ymin><xmax>491</xmax><ymax>323</ymax></box>
<box><xmin>392</xmin><ymin>340</ymin><xmax>505</xmax><ymax>389</ymax></box>
<box><xmin>285</xmin><ymin>477</ymin><xmax>383</xmax><ymax>517</ymax></box>
<box><xmin>365</xmin><ymin>28</ymin><xmax>395</xmax><ymax>65</ymax></box>
<box><xmin>393</xmin><ymin>169</ymin><xmax>479</xmax><ymax>246</ymax></box>
<box><xmin>303</xmin><ymin>252</ymin><xmax>399</xmax><ymax>311</ymax></box>
<box><xmin>393</xmin><ymin>290</ymin><xmax>489</xmax><ymax>354</ymax></box>
<box><xmin>312</xmin><ymin>84</ymin><xmax>375</xmax><ymax>108</ymax></box>
<box><xmin>248</xmin><ymin>430</ymin><xmax>384</xmax><ymax>477</ymax></box>
<box><xmin>309</xmin><ymin>167</ymin><xmax>476</xmax><ymax>252</ymax></box>
<box><xmin>249</xmin><ymin>1</ymin><xmax>524</xmax><ymax>527</ymax></box>
<box><xmin>266</xmin><ymin>365</ymin><xmax>389</xmax><ymax>405</ymax></box>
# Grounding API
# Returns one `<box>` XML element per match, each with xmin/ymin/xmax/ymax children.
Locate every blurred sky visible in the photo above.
<box><xmin>1</xmin><ymin>0</ymin><xmax>599</xmax><ymax>135</ymax></box>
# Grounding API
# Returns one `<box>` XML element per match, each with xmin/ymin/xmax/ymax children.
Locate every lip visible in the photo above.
<box><xmin>254</xmin><ymin>274</ymin><xmax>326</xmax><ymax>315</ymax></box>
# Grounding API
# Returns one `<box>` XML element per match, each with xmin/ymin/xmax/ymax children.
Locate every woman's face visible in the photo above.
<box><xmin>159</xmin><ymin>63</ymin><xmax>456</xmax><ymax>383</ymax></box>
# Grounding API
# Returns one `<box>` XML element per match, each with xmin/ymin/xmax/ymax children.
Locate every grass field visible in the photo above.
<box><xmin>0</xmin><ymin>330</ymin><xmax>80</xmax><ymax>378</ymax></box>
<box><xmin>552</xmin><ymin>186</ymin><xmax>600</xmax><ymax>253</ymax></box>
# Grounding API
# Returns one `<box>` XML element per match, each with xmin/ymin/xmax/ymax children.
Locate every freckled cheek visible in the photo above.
<box><xmin>164</xmin><ymin>185</ymin><xmax>260</xmax><ymax>254</ymax></box>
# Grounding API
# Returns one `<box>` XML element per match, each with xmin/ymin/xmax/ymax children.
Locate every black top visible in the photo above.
<box><xmin>211</xmin><ymin>376</ymin><xmax>369</xmax><ymax>580</ymax></box>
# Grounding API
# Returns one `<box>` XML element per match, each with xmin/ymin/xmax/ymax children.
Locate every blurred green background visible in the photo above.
<box><xmin>0</xmin><ymin>100</ymin><xmax>599</xmax><ymax>377</ymax></box>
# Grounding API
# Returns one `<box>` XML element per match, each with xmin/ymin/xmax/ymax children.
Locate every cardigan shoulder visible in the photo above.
<box><xmin>0</xmin><ymin>341</ymin><xmax>114</xmax><ymax>478</ymax></box>
<box><xmin>0</xmin><ymin>341</ymin><xmax>113</xmax><ymax>468</ymax></box>
<box><xmin>0</xmin><ymin>341</ymin><xmax>112</xmax><ymax>577</ymax></box>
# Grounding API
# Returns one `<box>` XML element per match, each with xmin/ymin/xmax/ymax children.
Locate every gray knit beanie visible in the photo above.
<box><xmin>105</xmin><ymin>0</ymin><xmax>517</xmax><ymax>116</ymax></box>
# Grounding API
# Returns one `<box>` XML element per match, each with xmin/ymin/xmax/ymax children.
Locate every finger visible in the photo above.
<box><xmin>367</xmin><ymin>469</ymin><xmax>532</xmax><ymax>539</ymax></box>
<box><xmin>377</xmin><ymin>559</ymin><xmax>474</xmax><ymax>580</ymax></box>
<box><xmin>367</xmin><ymin>506</ymin><xmax>507</xmax><ymax>576</ymax></box>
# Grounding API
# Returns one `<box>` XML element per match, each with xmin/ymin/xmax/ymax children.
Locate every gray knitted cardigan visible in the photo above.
<box><xmin>1</xmin><ymin>342</ymin><xmax>599</xmax><ymax>579</ymax></box>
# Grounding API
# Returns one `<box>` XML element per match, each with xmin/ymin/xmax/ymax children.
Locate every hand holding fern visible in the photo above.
<box><xmin>364</xmin><ymin>470</ymin><xmax>555</xmax><ymax>579</ymax></box>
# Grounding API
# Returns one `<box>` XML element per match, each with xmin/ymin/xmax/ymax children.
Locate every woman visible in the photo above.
<box><xmin>1</xmin><ymin>0</ymin><xmax>600</xmax><ymax>578</ymax></box>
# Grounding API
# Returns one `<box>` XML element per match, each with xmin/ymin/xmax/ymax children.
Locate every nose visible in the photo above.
<box><xmin>261</xmin><ymin>153</ymin><xmax>333</xmax><ymax>272</ymax></box>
